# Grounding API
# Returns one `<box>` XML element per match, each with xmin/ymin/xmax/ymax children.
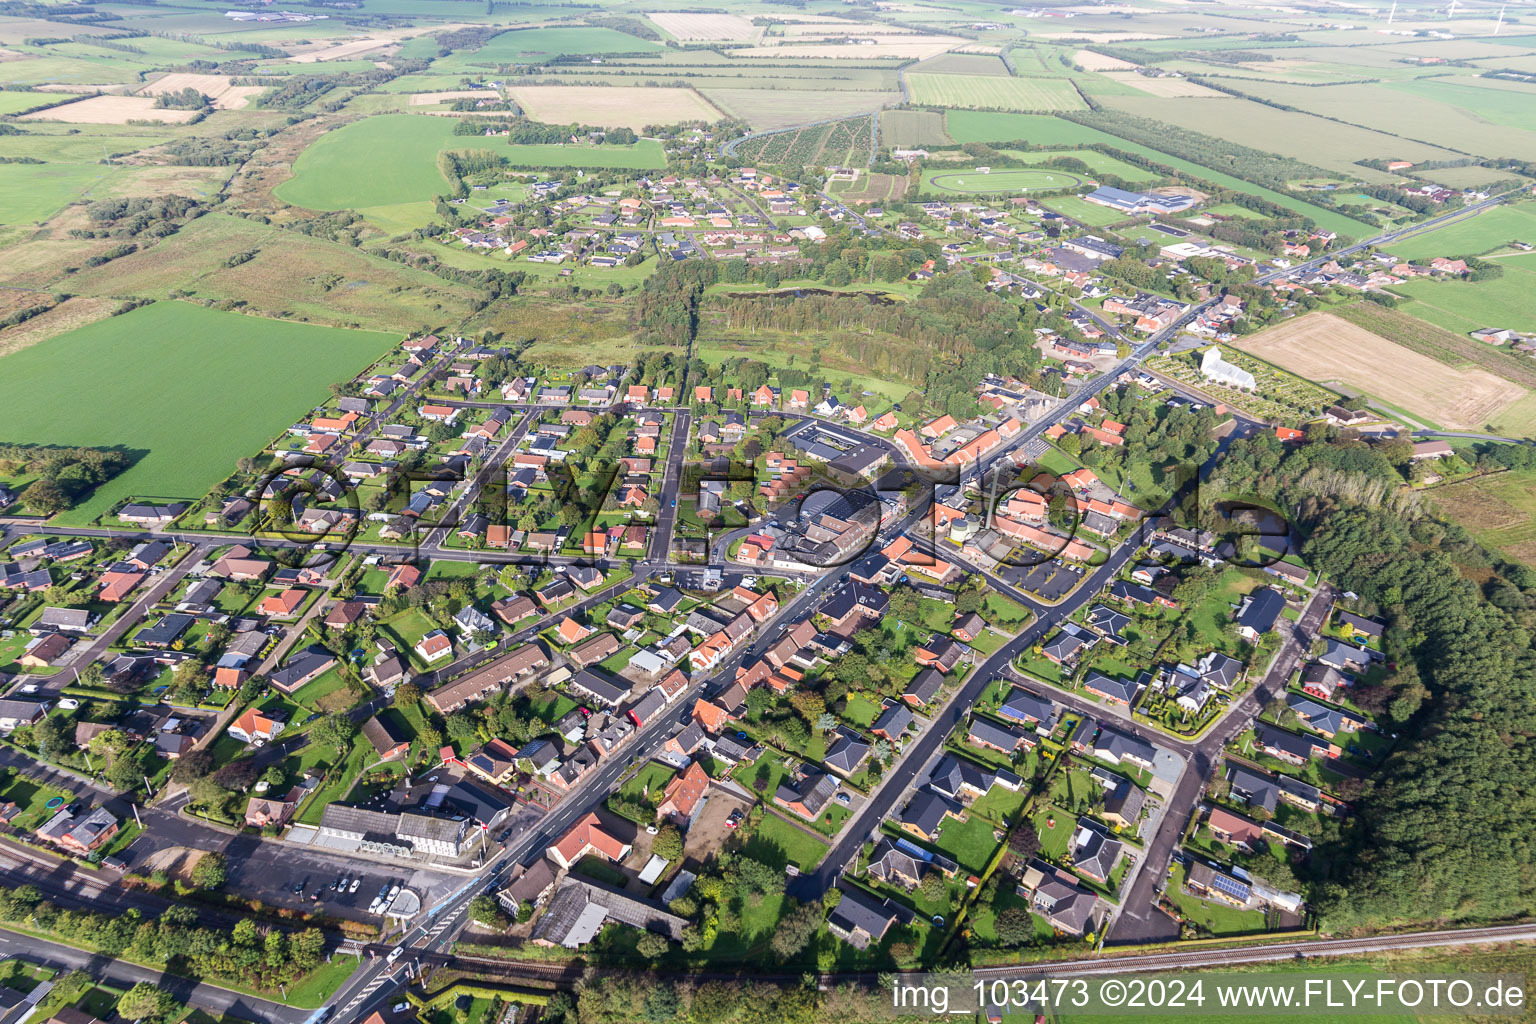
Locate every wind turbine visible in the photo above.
<box><xmin>1495</xmin><ymin>5</ymin><xmax>1506</xmax><ymax>32</ymax></box>
<box><xmin>1387</xmin><ymin>0</ymin><xmax>1396</xmax><ymax>23</ymax></box>
<box><xmin>1446</xmin><ymin>0</ymin><xmax>1458</xmax><ymax>19</ymax></box>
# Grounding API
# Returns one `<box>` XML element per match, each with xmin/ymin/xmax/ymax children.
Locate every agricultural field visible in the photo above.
<box><xmin>0</xmin><ymin>302</ymin><xmax>395</xmax><ymax>524</ymax></box>
<box><xmin>647</xmin><ymin>12</ymin><xmax>756</xmax><ymax>41</ymax></box>
<box><xmin>704</xmin><ymin>87</ymin><xmax>895</xmax><ymax>132</ymax></box>
<box><xmin>1098</xmin><ymin>72</ymin><xmax>1224</xmax><ymax>97</ymax></box>
<box><xmin>0</xmin><ymin>90</ymin><xmax>55</xmax><ymax>115</ymax></box>
<box><xmin>912</xmin><ymin>52</ymin><xmax>1012</xmax><ymax>76</ymax></box>
<box><xmin>879</xmin><ymin>109</ymin><xmax>951</xmax><ymax>147</ymax></box>
<box><xmin>1431</xmin><ymin>467</ymin><xmax>1536</xmax><ymax>569</ymax></box>
<box><xmin>922</xmin><ymin>167</ymin><xmax>1087</xmax><ymax>196</ymax></box>
<box><xmin>1226</xmin><ymin>79</ymin><xmax>1536</xmax><ymax>162</ymax></box>
<box><xmin>906</xmin><ymin>73</ymin><xmax>1087</xmax><ymax>112</ymax></box>
<box><xmin>1386</xmin><ymin>201</ymin><xmax>1536</xmax><ymax>260</ymax></box>
<box><xmin>732</xmin><ymin>115</ymin><xmax>874</xmax><ymax>168</ymax></box>
<box><xmin>505</xmin><ymin>86</ymin><xmax>720</xmax><ymax>133</ymax></box>
<box><xmin>1097</xmin><ymin>94</ymin><xmax>1457</xmax><ymax>178</ymax></box>
<box><xmin>1235</xmin><ymin>312</ymin><xmax>1527</xmax><ymax>432</ymax></box>
<box><xmin>944</xmin><ymin>110</ymin><xmax>1375</xmax><ymax>236</ymax></box>
<box><xmin>431</xmin><ymin>27</ymin><xmax>662</xmax><ymax>69</ymax></box>
<box><xmin>276</xmin><ymin>114</ymin><xmax>662</xmax><ymax>224</ymax></box>
<box><xmin>0</xmin><ymin>162</ymin><xmax>116</xmax><ymax>226</ymax></box>
<box><xmin>136</xmin><ymin>72</ymin><xmax>265</xmax><ymax>110</ymax></box>
<box><xmin>999</xmin><ymin>148</ymin><xmax>1156</xmax><ymax>182</ymax></box>
<box><xmin>1391</xmin><ymin>258</ymin><xmax>1536</xmax><ymax>341</ymax></box>
<box><xmin>21</xmin><ymin>95</ymin><xmax>201</xmax><ymax>125</ymax></box>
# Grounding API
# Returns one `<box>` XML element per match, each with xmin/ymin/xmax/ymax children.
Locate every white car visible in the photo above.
<box><xmin>349</xmin><ymin>878</ymin><xmax>361</xmax><ymax>893</ymax></box>
<box><xmin>386</xmin><ymin>946</ymin><xmax>404</xmax><ymax>965</ymax></box>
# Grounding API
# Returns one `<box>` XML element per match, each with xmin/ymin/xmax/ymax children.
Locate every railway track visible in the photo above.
<box><xmin>406</xmin><ymin>923</ymin><xmax>1536</xmax><ymax>990</ymax></box>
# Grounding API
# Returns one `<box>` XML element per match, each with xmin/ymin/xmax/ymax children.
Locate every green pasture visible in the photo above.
<box><xmin>0</xmin><ymin>302</ymin><xmax>396</xmax><ymax>524</ymax></box>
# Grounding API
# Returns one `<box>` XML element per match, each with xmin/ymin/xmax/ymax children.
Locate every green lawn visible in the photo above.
<box><xmin>932</xmin><ymin>813</ymin><xmax>1003</xmax><ymax>874</ymax></box>
<box><xmin>434</xmin><ymin>26</ymin><xmax>662</xmax><ymax>68</ymax></box>
<box><xmin>742</xmin><ymin>812</ymin><xmax>830</xmax><ymax>871</ymax></box>
<box><xmin>0</xmin><ymin>302</ymin><xmax>395</xmax><ymax>525</ymax></box>
<box><xmin>1166</xmin><ymin>863</ymin><xmax>1270</xmax><ymax>937</ymax></box>
<box><xmin>841</xmin><ymin>694</ymin><xmax>883</xmax><ymax>729</ymax></box>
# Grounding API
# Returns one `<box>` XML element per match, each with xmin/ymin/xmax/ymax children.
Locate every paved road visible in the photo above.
<box><xmin>1110</xmin><ymin>581</ymin><xmax>1333</xmax><ymax>943</ymax></box>
<box><xmin>0</xmin><ymin>927</ymin><xmax>306</xmax><ymax>1024</ymax></box>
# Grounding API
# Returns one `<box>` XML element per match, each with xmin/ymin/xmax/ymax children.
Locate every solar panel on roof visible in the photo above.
<box><xmin>1211</xmin><ymin>872</ymin><xmax>1251</xmax><ymax>901</ymax></box>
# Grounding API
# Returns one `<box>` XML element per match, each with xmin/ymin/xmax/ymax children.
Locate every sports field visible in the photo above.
<box><xmin>1236</xmin><ymin>312</ymin><xmax>1526</xmax><ymax>432</ymax></box>
<box><xmin>923</xmin><ymin>167</ymin><xmax>1085</xmax><ymax>195</ymax></box>
<box><xmin>276</xmin><ymin>114</ymin><xmax>664</xmax><ymax>217</ymax></box>
<box><xmin>1042</xmin><ymin>194</ymin><xmax>1131</xmax><ymax>226</ymax></box>
<box><xmin>907</xmin><ymin>73</ymin><xmax>1086</xmax><ymax>111</ymax></box>
<box><xmin>0</xmin><ymin>302</ymin><xmax>396</xmax><ymax>524</ymax></box>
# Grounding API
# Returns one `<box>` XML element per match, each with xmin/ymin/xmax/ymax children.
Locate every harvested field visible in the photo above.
<box><xmin>1100</xmin><ymin>72</ymin><xmax>1222</xmax><ymax>97</ymax></box>
<box><xmin>505</xmin><ymin>86</ymin><xmax>719</xmax><ymax>132</ymax></box>
<box><xmin>648</xmin><ymin>12</ymin><xmax>756</xmax><ymax>40</ymax></box>
<box><xmin>137</xmin><ymin>73</ymin><xmax>265</xmax><ymax>110</ymax></box>
<box><xmin>407</xmin><ymin>89</ymin><xmax>501</xmax><ymax>106</ymax></box>
<box><xmin>21</xmin><ymin>95</ymin><xmax>200</xmax><ymax>125</ymax></box>
<box><xmin>1236</xmin><ymin>312</ymin><xmax>1526</xmax><ymax>431</ymax></box>
<box><xmin>1075</xmin><ymin>49</ymin><xmax>1138</xmax><ymax>71</ymax></box>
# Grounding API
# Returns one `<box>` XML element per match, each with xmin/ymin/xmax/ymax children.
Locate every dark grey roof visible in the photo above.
<box><xmin>903</xmin><ymin>667</ymin><xmax>944</xmax><ymax>705</ymax></box>
<box><xmin>1083</xmin><ymin>671</ymin><xmax>1141</xmax><ymax>704</ymax></box>
<box><xmin>998</xmin><ymin>686</ymin><xmax>1054</xmax><ymax>725</ymax></box>
<box><xmin>899</xmin><ymin>789</ymin><xmax>962</xmax><ymax>837</ymax></box>
<box><xmin>1237</xmin><ymin>588</ymin><xmax>1286</xmax><ymax>634</ymax></box>
<box><xmin>871</xmin><ymin>701</ymin><xmax>914</xmax><ymax>737</ymax></box>
<box><xmin>824</xmin><ymin>730</ymin><xmax>871</xmax><ymax>773</ymax></box>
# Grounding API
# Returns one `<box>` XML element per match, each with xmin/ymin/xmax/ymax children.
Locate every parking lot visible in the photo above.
<box><xmin>124</xmin><ymin>818</ymin><xmax>465</xmax><ymax>925</ymax></box>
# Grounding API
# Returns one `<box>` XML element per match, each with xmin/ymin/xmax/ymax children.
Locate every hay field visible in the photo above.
<box><xmin>1076</xmin><ymin>49</ymin><xmax>1138</xmax><ymax>71</ymax></box>
<box><xmin>906</xmin><ymin>73</ymin><xmax>1086</xmax><ymax>111</ymax></box>
<box><xmin>648</xmin><ymin>12</ymin><xmax>756</xmax><ymax>40</ymax></box>
<box><xmin>408</xmin><ymin>89</ymin><xmax>501</xmax><ymax>106</ymax></box>
<box><xmin>1236</xmin><ymin>312</ymin><xmax>1525</xmax><ymax>431</ymax></box>
<box><xmin>21</xmin><ymin>95</ymin><xmax>201</xmax><ymax>124</ymax></box>
<box><xmin>506</xmin><ymin>86</ymin><xmax>720</xmax><ymax>131</ymax></box>
<box><xmin>137</xmin><ymin>73</ymin><xmax>265</xmax><ymax>110</ymax></box>
<box><xmin>1100</xmin><ymin>72</ymin><xmax>1222</xmax><ymax>97</ymax></box>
